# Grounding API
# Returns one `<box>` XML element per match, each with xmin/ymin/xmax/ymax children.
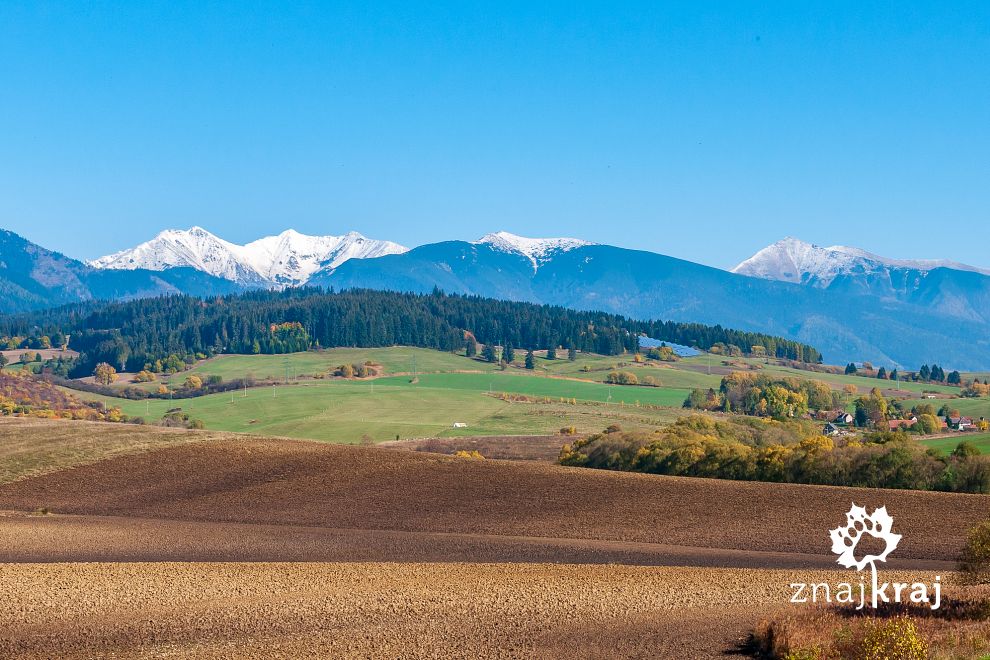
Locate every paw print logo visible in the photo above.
<box><xmin>829</xmin><ymin>503</ymin><xmax>901</xmax><ymax>571</ymax></box>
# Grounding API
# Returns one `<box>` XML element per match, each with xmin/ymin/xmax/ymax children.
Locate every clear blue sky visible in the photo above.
<box><xmin>1</xmin><ymin>1</ymin><xmax>988</xmax><ymax>269</ymax></box>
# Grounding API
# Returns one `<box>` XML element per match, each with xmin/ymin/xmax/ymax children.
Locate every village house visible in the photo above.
<box><xmin>948</xmin><ymin>416</ymin><xmax>975</xmax><ymax>431</ymax></box>
<box><xmin>822</xmin><ymin>422</ymin><xmax>842</xmax><ymax>437</ymax></box>
<box><xmin>832</xmin><ymin>412</ymin><xmax>854</xmax><ymax>425</ymax></box>
<box><xmin>888</xmin><ymin>419</ymin><xmax>917</xmax><ymax>431</ymax></box>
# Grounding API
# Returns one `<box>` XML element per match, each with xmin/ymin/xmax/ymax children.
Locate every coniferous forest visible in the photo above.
<box><xmin>0</xmin><ymin>288</ymin><xmax>822</xmax><ymax>377</ymax></box>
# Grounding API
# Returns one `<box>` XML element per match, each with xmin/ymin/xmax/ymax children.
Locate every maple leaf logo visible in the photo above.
<box><xmin>829</xmin><ymin>503</ymin><xmax>901</xmax><ymax>571</ymax></box>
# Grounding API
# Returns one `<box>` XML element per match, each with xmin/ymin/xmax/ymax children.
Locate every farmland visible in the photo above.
<box><xmin>0</xmin><ymin>418</ymin><xmax>986</xmax><ymax>657</ymax></box>
<box><xmin>58</xmin><ymin>345</ymin><xmax>990</xmax><ymax>445</ymax></box>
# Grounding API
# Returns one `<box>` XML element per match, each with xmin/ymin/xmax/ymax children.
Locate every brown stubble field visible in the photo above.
<box><xmin>0</xmin><ymin>417</ymin><xmax>987</xmax><ymax>658</ymax></box>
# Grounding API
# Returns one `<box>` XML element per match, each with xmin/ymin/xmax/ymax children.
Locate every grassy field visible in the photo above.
<box><xmin>63</xmin><ymin>347</ymin><xmax>989</xmax><ymax>444</ymax></box>
<box><xmin>70</xmin><ymin>374</ymin><xmax>686</xmax><ymax>443</ymax></box>
<box><xmin>180</xmin><ymin>347</ymin><xmax>494</xmax><ymax>383</ymax></box>
<box><xmin>0</xmin><ymin>417</ymin><xmax>215</xmax><ymax>484</ymax></box>
<box><xmin>900</xmin><ymin>395</ymin><xmax>990</xmax><ymax>419</ymax></box>
<box><xmin>920</xmin><ymin>432</ymin><xmax>990</xmax><ymax>455</ymax></box>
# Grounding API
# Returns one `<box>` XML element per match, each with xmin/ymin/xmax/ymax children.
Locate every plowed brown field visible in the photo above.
<box><xmin>0</xmin><ymin>418</ymin><xmax>984</xmax><ymax>658</ymax></box>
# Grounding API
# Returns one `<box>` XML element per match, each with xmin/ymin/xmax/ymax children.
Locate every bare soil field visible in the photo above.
<box><xmin>0</xmin><ymin>418</ymin><xmax>985</xmax><ymax>657</ymax></box>
<box><xmin>0</xmin><ymin>426</ymin><xmax>985</xmax><ymax>561</ymax></box>
<box><xmin>0</xmin><ymin>562</ymin><xmax>945</xmax><ymax>659</ymax></box>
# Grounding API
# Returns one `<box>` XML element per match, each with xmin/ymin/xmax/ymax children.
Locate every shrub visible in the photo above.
<box><xmin>845</xmin><ymin>617</ymin><xmax>927</xmax><ymax>659</ymax></box>
<box><xmin>959</xmin><ymin>519</ymin><xmax>990</xmax><ymax>584</ymax></box>
<box><xmin>559</xmin><ymin>426</ymin><xmax>577</xmax><ymax>435</ymax></box>
<box><xmin>454</xmin><ymin>450</ymin><xmax>484</xmax><ymax>459</ymax></box>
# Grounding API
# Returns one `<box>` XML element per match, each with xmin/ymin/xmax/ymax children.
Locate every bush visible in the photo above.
<box><xmin>845</xmin><ymin>617</ymin><xmax>927</xmax><ymax>659</ymax></box>
<box><xmin>959</xmin><ymin>519</ymin><xmax>990</xmax><ymax>584</ymax></box>
<box><xmin>606</xmin><ymin>370</ymin><xmax>638</xmax><ymax>385</ymax></box>
<box><xmin>454</xmin><ymin>450</ymin><xmax>484</xmax><ymax>459</ymax></box>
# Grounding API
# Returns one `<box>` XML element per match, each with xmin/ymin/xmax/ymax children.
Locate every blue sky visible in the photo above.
<box><xmin>1</xmin><ymin>2</ymin><xmax>987</xmax><ymax>269</ymax></box>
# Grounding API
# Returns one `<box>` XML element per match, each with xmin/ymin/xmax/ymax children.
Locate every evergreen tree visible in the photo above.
<box><xmin>877</xmin><ymin>366</ymin><xmax>887</xmax><ymax>379</ymax></box>
<box><xmin>481</xmin><ymin>343</ymin><xmax>497</xmax><ymax>363</ymax></box>
<box><xmin>845</xmin><ymin>363</ymin><xmax>857</xmax><ymax>375</ymax></box>
<box><xmin>568</xmin><ymin>346</ymin><xmax>577</xmax><ymax>361</ymax></box>
<box><xmin>919</xmin><ymin>364</ymin><xmax>931</xmax><ymax>381</ymax></box>
<box><xmin>890</xmin><ymin>368</ymin><xmax>898</xmax><ymax>381</ymax></box>
<box><xmin>465</xmin><ymin>337</ymin><xmax>477</xmax><ymax>357</ymax></box>
<box><xmin>948</xmin><ymin>370</ymin><xmax>962</xmax><ymax>385</ymax></box>
<box><xmin>504</xmin><ymin>345</ymin><xmax>515</xmax><ymax>364</ymax></box>
<box><xmin>546</xmin><ymin>345</ymin><xmax>557</xmax><ymax>360</ymax></box>
<box><xmin>525</xmin><ymin>350</ymin><xmax>535</xmax><ymax>370</ymax></box>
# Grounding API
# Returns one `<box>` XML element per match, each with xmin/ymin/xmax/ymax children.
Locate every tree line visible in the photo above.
<box><xmin>559</xmin><ymin>416</ymin><xmax>990</xmax><ymax>494</ymax></box>
<box><xmin>0</xmin><ymin>287</ymin><xmax>822</xmax><ymax>377</ymax></box>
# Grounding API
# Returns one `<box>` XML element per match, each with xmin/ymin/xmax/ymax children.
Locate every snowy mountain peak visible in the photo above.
<box><xmin>733</xmin><ymin>237</ymin><xmax>990</xmax><ymax>286</ymax></box>
<box><xmin>89</xmin><ymin>227</ymin><xmax>408</xmax><ymax>287</ymax></box>
<box><xmin>476</xmin><ymin>231</ymin><xmax>592</xmax><ymax>269</ymax></box>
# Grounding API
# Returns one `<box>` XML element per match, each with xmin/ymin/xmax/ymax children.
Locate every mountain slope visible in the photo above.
<box><xmin>0</xmin><ymin>229</ymin><xmax>239</xmax><ymax>313</ymax></box>
<box><xmin>734</xmin><ymin>237</ymin><xmax>990</xmax><ymax>287</ymax></box>
<box><xmin>320</xmin><ymin>238</ymin><xmax>990</xmax><ymax>369</ymax></box>
<box><xmin>91</xmin><ymin>227</ymin><xmax>407</xmax><ymax>287</ymax></box>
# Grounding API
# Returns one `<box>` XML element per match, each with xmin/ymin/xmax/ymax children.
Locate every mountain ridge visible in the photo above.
<box><xmin>89</xmin><ymin>226</ymin><xmax>408</xmax><ymax>287</ymax></box>
<box><xmin>5</xmin><ymin>226</ymin><xmax>990</xmax><ymax>369</ymax></box>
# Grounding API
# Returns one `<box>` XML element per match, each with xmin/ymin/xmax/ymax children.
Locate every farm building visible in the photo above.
<box><xmin>832</xmin><ymin>412</ymin><xmax>854</xmax><ymax>425</ymax></box>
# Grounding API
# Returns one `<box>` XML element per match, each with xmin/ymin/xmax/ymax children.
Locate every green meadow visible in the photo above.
<box><xmin>71</xmin><ymin>366</ymin><xmax>687</xmax><ymax>443</ymax></box>
<box><xmin>920</xmin><ymin>432</ymin><xmax>990</xmax><ymax>456</ymax></box>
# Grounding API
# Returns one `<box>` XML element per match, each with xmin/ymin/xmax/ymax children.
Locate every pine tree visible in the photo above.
<box><xmin>482</xmin><ymin>343</ymin><xmax>497</xmax><ymax>363</ymax></box>
<box><xmin>465</xmin><ymin>337</ymin><xmax>477</xmax><ymax>357</ymax></box>
<box><xmin>525</xmin><ymin>350</ymin><xmax>535</xmax><ymax>370</ymax></box>
<box><xmin>890</xmin><ymin>369</ymin><xmax>898</xmax><ymax>381</ymax></box>
<box><xmin>568</xmin><ymin>346</ymin><xmax>577</xmax><ymax>361</ymax></box>
<box><xmin>845</xmin><ymin>363</ymin><xmax>857</xmax><ymax>375</ymax></box>
<box><xmin>504</xmin><ymin>345</ymin><xmax>515</xmax><ymax>364</ymax></box>
<box><xmin>546</xmin><ymin>345</ymin><xmax>557</xmax><ymax>360</ymax></box>
<box><xmin>877</xmin><ymin>366</ymin><xmax>887</xmax><ymax>379</ymax></box>
<box><xmin>920</xmin><ymin>364</ymin><xmax>931</xmax><ymax>381</ymax></box>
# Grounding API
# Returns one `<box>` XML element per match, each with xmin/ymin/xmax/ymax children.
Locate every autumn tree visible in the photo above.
<box><xmin>93</xmin><ymin>362</ymin><xmax>118</xmax><ymax>386</ymax></box>
<box><xmin>184</xmin><ymin>375</ymin><xmax>203</xmax><ymax>390</ymax></box>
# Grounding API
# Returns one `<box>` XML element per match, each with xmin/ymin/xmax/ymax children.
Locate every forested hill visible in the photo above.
<box><xmin>0</xmin><ymin>288</ymin><xmax>821</xmax><ymax>376</ymax></box>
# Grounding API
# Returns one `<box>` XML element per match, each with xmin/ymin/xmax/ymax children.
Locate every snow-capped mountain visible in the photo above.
<box><xmin>90</xmin><ymin>227</ymin><xmax>408</xmax><ymax>287</ymax></box>
<box><xmin>475</xmin><ymin>231</ymin><xmax>592</xmax><ymax>270</ymax></box>
<box><xmin>733</xmin><ymin>237</ymin><xmax>990</xmax><ymax>287</ymax></box>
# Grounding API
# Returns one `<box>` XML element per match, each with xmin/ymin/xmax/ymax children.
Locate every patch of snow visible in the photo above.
<box><xmin>475</xmin><ymin>231</ymin><xmax>592</xmax><ymax>270</ymax></box>
<box><xmin>732</xmin><ymin>237</ymin><xmax>990</xmax><ymax>287</ymax></box>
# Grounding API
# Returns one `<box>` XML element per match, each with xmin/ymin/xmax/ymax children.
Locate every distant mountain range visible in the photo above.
<box><xmin>88</xmin><ymin>226</ymin><xmax>407</xmax><ymax>287</ymax></box>
<box><xmin>3</xmin><ymin>227</ymin><xmax>990</xmax><ymax>370</ymax></box>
